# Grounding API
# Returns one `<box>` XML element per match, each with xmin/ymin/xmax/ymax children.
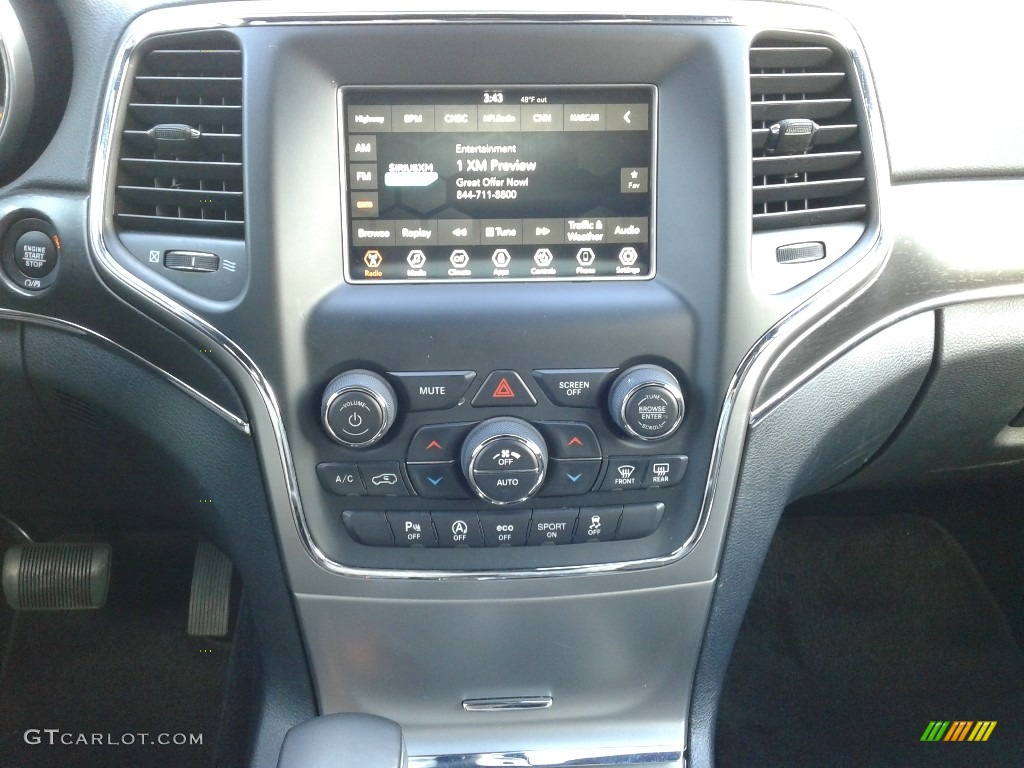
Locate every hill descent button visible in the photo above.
<box><xmin>472</xmin><ymin>371</ymin><xmax>537</xmax><ymax>407</ymax></box>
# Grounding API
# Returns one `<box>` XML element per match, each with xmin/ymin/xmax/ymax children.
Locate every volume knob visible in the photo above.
<box><xmin>609</xmin><ymin>365</ymin><xmax>685</xmax><ymax>441</ymax></box>
<box><xmin>321</xmin><ymin>370</ymin><xmax>397</xmax><ymax>448</ymax></box>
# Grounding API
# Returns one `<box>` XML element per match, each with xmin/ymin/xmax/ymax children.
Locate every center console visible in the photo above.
<box><xmin>88</xmin><ymin>4</ymin><xmax>881</xmax><ymax>765</ymax></box>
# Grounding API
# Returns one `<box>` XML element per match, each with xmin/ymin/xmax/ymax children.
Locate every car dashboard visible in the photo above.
<box><xmin>0</xmin><ymin>1</ymin><xmax>1022</xmax><ymax>766</ymax></box>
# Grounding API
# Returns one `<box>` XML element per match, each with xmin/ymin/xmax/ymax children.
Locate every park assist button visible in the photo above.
<box><xmin>386</xmin><ymin>512</ymin><xmax>438</xmax><ymax>547</ymax></box>
<box><xmin>472</xmin><ymin>371</ymin><xmax>537</xmax><ymax>407</ymax></box>
<box><xmin>532</xmin><ymin>369</ymin><xmax>616</xmax><ymax>409</ymax></box>
<box><xmin>388</xmin><ymin>371</ymin><xmax>476</xmax><ymax>411</ymax></box>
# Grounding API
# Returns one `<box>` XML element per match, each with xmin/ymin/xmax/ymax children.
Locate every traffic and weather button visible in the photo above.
<box><xmin>471</xmin><ymin>370</ymin><xmax>537</xmax><ymax>407</ymax></box>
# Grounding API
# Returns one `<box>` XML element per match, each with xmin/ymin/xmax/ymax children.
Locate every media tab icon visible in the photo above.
<box><xmin>407</xmin><ymin>250</ymin><xmax>427</xmax><ymax>269</ymax></box>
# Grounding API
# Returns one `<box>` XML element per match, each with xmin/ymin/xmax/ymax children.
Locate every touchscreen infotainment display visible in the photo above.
<box><xmin>340</xmin><ymin>86</ymin><xmax>655</xmax><ymax>283</ymax></box>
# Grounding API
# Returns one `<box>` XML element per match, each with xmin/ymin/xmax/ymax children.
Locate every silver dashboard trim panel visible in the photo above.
<box><xmin>0</xmin><ymin>309</ymin><xmax>250</xmax><ymax>434</ymax></box>
<box><xmin>88</xmin><ymin>2</ymin><xmax>890</xmax><ymax>580</ymax></box>
<box><xmin>409</xmin><ymin>746</ymin><xmax>682</xmax><ymax>768</ymax></box>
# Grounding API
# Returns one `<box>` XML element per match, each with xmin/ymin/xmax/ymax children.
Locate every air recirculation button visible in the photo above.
<box><xmin>461</xmin><ymin>418</ymin><xmax>548</xmax><ymax>505</ymax></box>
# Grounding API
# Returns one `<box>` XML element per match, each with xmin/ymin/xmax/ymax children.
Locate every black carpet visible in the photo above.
<box><xmin>717</xmin><ymin>512</ymin><xmax>1024</xmax><ymax>768</ymax></box>
<box><xmin>0</xmin><ymin>533</ymin><xmax>231</xmax><ymax>768</ymax></box>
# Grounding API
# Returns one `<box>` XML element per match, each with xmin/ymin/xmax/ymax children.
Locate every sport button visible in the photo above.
<box><xmin>472</xmin><ymin>371</ymin><xmax>537</xmax><ymax>407</ymax></box>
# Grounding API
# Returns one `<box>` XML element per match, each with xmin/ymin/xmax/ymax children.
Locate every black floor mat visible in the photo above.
<box><xmin>717</xmin><ymin>513</ymin><xmax>1024</xmax><ymax>768</ymax></box>
<box><xmin>0</xmin><ymin>533</ymin><xmax>231</xmax><ymax>768</ymax></box>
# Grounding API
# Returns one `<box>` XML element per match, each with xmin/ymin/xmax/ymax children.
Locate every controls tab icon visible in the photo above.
<box><xmin>534</xmin><ymin>248</ymin><xmax>553</xmax><ymax>267</ymax></box>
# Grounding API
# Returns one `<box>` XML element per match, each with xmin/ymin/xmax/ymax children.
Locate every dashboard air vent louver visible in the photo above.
<box><xmin>114</xmin><ymin>32</ymin><xmax>243</xmax><ymax>239</ymax></box>
<box><xmin>750</xmin><ymin>36</ymin><xmax>868</xmax><ymax>232</ymax></box>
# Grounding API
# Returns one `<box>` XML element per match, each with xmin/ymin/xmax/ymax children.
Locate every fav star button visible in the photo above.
<box><xmin>471</xmin><ymin>370</ymin><xmax>537</xmax><ymax>407</ymax></box>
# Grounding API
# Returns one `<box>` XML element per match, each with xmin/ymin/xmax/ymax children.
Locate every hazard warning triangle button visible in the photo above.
<box><xmin>471</xmin><ymin>370</ymin><xmax>537</xmax><ymax>407</ymax></box>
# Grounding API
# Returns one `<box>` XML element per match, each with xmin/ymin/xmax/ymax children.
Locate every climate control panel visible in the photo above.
<box><xmin>314</xmin><ymin>363</ymin><xmax>691</xmax><ymax>558</ymax></box>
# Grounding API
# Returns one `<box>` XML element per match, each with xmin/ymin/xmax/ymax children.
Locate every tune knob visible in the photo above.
<box><xmin>321</xmin><ymin>370</ymin><xmax>397</xmax><ymax>447</ymax></box>
<box><xmin>461</xmin><ymin>418</ymin><xmax>548</xmax><ymax>505</ymax></box>
<box><xmin>609</xmin><ymin>365</ymin><xmax>685</xmax><ymax>441</ymax></box>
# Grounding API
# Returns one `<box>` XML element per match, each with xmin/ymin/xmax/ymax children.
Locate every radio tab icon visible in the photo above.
<box><xmin>363</xmin><ymin>250</ymin><xmax>383</xmax><ymax>268</ymax></box>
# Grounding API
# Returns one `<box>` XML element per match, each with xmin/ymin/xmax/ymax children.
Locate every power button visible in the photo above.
<box><xmin>321</xmin><ymin>370</ymin><xmax>398</xmax><ymax>447</ymax></box>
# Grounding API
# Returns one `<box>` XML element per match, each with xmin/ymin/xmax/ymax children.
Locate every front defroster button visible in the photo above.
<box><xmin>601</xmin><ymin>457</ymin><xmax>649</xmax><ymax>491</ymax></box>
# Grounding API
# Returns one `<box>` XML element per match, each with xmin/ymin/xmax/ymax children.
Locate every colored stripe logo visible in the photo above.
<box><xmin>921</xmin><ymin>721</ymin><xmax>997</xmax><ymax>742</ymax></box>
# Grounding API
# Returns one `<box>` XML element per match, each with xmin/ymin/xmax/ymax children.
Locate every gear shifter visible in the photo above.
<box><xmin>277</xmin><ymin>713</ymin><xmax>407</xmax><ymax>768</ymax></box>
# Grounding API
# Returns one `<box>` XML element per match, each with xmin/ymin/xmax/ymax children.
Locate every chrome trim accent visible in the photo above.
<box><xmin>750</xmin><ymin>281</ymin><xmax>1024</xmax><ymax>426</ymax></box>
<box><xmin>0</xmin><ymin>0</ymin><xmax>34</xmax><ymax>167</ymax></box>
<box><xmin>88</xmin><ymin>3</ymin><xmax>892</xmax><ymax>579</ymax></box>
<box><xmin>0</xmin><ymin>309</ymin><xmax>250</xmax><ymax>434</ymax></box>
<box><xmin>409</xmin><ymin>747</ymin><xmax>682</xmax><ymax>768</ymax></box>
<box><xmin>462</xmin><ymin>696</ymin><xmax>553</xmax><ymax>712</ymax></box>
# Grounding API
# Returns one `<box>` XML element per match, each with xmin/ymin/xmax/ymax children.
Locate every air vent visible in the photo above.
<box><xmin>114</xmin><ymin>32</ymin><xmax>243</xmax><ymax>239</ymax></box>
<box><xmin>750</xmin><ymin>36</ymin><xmax>868</xmax><ymax>232</ymax></box>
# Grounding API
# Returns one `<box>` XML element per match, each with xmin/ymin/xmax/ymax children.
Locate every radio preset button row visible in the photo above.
<box><xmin>341</xmin><ymin>504</ymin><xmax>665</xmax><ymax>547</ymax></box>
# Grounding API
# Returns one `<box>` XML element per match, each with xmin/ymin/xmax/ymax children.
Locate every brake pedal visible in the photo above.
<box><xmin>187</xmin><ymin>541</ymin><xmax>233</xmax><ymax>637</ymax></box>
<box><xmin>2</xmin><ymin>543</ymin><xmax>111</xmax><ymax>610</ymax></box>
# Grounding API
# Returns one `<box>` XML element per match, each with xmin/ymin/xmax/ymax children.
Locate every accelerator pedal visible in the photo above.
<box><xmin>2</xmin><ymin>543</ymin><xmax>111</xmax><ymax>610</ymax></box>
<box><xmin>187</xmin><ymin>541</ymin><xmax>233</xmax><ymax>637</ymax></box>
